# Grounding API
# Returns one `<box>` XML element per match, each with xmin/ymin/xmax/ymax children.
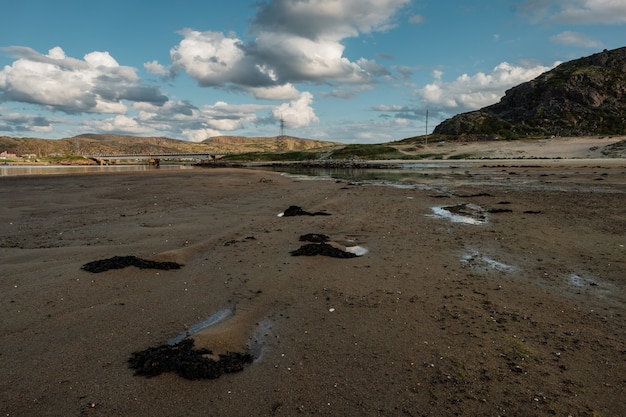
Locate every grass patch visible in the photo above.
<box><xmin>328</xmin><ymin>144</ymin><xmax>404</xmax><ymax>159</ymax></box>
<box><xmin>503</xmin><ymin>338</ymin><xmax>534</xmax><ymax>362</ymax></box>
<box><xmin>448</xmin><ymin>153</ymin><xmax>476</xmax><ymax>160</ymax></box>
<box><xmin>220</xmin><ymin>150</ymin><xmax>323</xmax><ymax>162</ymax></box>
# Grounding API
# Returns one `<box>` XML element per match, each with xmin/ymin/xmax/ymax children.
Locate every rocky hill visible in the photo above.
<box><xmin>0</xmin><ymin>134</ymin><xmax>339</xmax><ymax>157</ymax></box>
<box><xmin>434</xmin><ymin>46</ymin><xmax>626</xmax><ymax>138</ymax></box>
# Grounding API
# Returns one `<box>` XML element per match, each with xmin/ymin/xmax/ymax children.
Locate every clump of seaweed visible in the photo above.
<box><xmin>281</xmin><ymin>205</ymin><xmax>331</xmax><ymax>217</ymax></box>
<box><xmin>128</xmin><ymin>338</ymin><xmax>253</xmax><ymax>380</ymax></box>
<box><xmin>299</xmin><ymin>233</ymin><xmax>330</xmax><ymax>243</ymax></box>
<box><xmin>290</xmin><ymin>242</ymin><xmax>357</xmax><ymax>258</ymax></box>
<box><xmin>81</xmin><ymin>256</ymin><xmax>183</xmax><ymax>273</ymax></box>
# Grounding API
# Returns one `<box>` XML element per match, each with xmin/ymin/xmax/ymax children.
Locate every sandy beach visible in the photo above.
<box><xmin>1</xmin><ymin>160</ymin><xmax>625</xmax><ymax>416</ymax></box>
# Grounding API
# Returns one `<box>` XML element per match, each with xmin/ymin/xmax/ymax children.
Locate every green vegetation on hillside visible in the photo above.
<box><xmin>220</xmin><ymin>144</ymin><xmax>430</xmax><ymax>162</ymax></box>
<box><xmin>220</xmin><ymin>150</ymin><xmax>324</xmax><ymax>161</ymax></box>
<box><xmin>328</xmin><ymin>144</ymin><xmax>404</xmax><ymax>159</ymax></box>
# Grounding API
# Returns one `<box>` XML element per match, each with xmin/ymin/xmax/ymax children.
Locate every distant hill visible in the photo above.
<box><xmin>433</xmin><ymin>46</ymin><xmax>626</xmax><ymax>138</ymax></box>
<box><xmin>203</xmin><ymin>135</ymin><xmax>341</xmax><ymax>153</ymax></box>
<box><xmin>0</xmin><ymin>134</ymin><xmax>339</xmax><ymax>157</ymax></box>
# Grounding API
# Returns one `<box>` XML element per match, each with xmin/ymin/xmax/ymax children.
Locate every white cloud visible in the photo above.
<box><xmin>87</xmin><ymin>115</ymin><xmax>155</xmax><ymax>134</ymax></box>
<box><xmin>0</xmin><ymin>46</ymin><xmax>167</xmax><ymax>114</ymax></box>
<box><xmin>555</xmin><ymin>0</ymin><xmax>626</xmax><ymax>24</ymax></box>
<box><xmin>418</xmin><ymin>62</ymin><xmax>558</xmax><ymax>111</ymax></box>
<box><xmin>517</xmin><ymin>0</ymin><xmax>626</xmax><ymax>24</ymax></box>
<box><xmin>251</xmin><ymin>0</ymin><xmax>411</xmax><ymax>40</ymax></box>
<box><xmin>550</xmin><ymin>31</ymin><xmax>603</xmax><ymax>48</ymax></box>
<box><xmin>165</xmin><ymin>0</ymin><xmax>410</xmax><ymax>91</ymax></box>
<box><xmin>182</xmin><ymin>128</ymin><xmax>222</xmax><ymax>142</ymax></box>
<box><xmin>250</xmin><ymin>32</ymin><xmax>370</xmax><ymax>83</ymax></box>
<box><xmin>170</xmin><ymin>29</ymin><xmax>249</xmax><ymax>87</ymax></box>
<box><xmin>247</xmin><ymin>83</ymin><xmax>301</xmax><ymax>100</ymax></box>
<box><xmin>273</xmin><ymin>92</ymin><xmax>319</xmax><ymax>128</ymax></box>
<box><xmin>144</xmin><ymin>60</ymin><xmax>170</xmax><ymax>77</ymax></box>
<box><xmin>0</xmin><ymin>111</ymin><xmax>55</xmax><ymax>133</ymax></box>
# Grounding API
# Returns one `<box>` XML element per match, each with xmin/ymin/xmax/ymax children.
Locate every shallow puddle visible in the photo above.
<box><xmin>461</xmin><ymin>251</ymin><xmax>517</xmax><ymax>273</ymax></box>
<box><xmin>562</xmin><ymin>273</ymin><xmax>622</xmax><ymax>305</ymax></box>
<box><xmin>430</xmin><ymin>203</ymin><xmax>488</xmax><ymax>225</ymax></box>
<box><xmin>168</xmin><ymin>308</ymin><xmax>234</xmax><ymax>345</ymax></box>
<box><xmin>249</xmin><ymin>319</ymin><xmax>273</xmax><ymax>360</ymax></box>
<box><xmin>167</xmin><ymin>307</ymin><xmax>273</xmax><ymax>361</ymax></box>
<box><xmin>345</xmin><ymin>245</ymin><xmax>369</xmax><ymax>256</ymax></box>
<box><xmin>568</xmin><ymin>273</ymin><xmax>596</xmax><ymax>288</ymax></box>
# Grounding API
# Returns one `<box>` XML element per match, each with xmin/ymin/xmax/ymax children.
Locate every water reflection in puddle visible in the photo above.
<box><xmin>168</xmin><ymin>308</ymin><xmax>234</xmax><ymax>345</ymax></box>
<box><xmin>345</xmin><ymin>245</ymin><xmax>369</xmax><ymax>256</ymax></box>
<box><xmin>167</xmin><ymin>307</ymin><xmax>274</xmax><ymax>360</ymax></box>
<box><xmin>429</xmin><ymin>204</ymin><xmax>488</xmax><ymax>225</ymax></box>
<box><xmin>568</xmin><ymin>273</ymin><xmax>598</xmax><ymax>288</ymax></box>
<box><xmin>249</xmin><ymin>319</ymin><xmax>273</xmax><ymax>360</ymax></box>
<box><xmin>564</xmin><ymin>273</ymin><xmax>619</xmax><ymax>304</ymax></box>
<box><xmin>461</xmin><ymin>251</ymin><xmax>517</xmax><ymax>272</ymax></box>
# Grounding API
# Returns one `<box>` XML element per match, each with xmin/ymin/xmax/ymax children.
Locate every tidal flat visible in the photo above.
<box><xmin>1</xmin><ymin>163</ymin><xmax>624</xmax><ymax>416</ymax></box>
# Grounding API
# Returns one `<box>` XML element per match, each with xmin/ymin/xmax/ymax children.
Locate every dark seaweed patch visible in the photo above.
<box><xmin>454</xmin><ymin>192</ymin><xmax>493</xmax><ymax>197</ymax></box>
<box><xmin>128</xmin><ymin>338</ymin><xmax>253</xmax><ymax>380</ymax></box>
<box><xmin>488</xmin><ymin>208</ymin><xmax>513</xmax><ymax>213</ymax></box>
<box><xmin>81</xmin><ymin>256</ymin><xmax>183</xmax><ymax>273</ymax></box>
<box><xmin>282</xmin><ymin>205</ymin><xmax>331</xmax><ymax>217</ymax></box>
<box><xmin>290</xmin><ymin>242</ymin><xmax>357</xmax><ymax>258</ymax></box>
<box><xmin>299</xmin><ymin>233</ymin><xmax>330</xmax><ymax>243</ymax></box>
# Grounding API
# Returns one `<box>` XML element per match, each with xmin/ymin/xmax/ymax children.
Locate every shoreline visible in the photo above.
<box><xmin>206</xmin><ymin>157</ymin><xmax>626</xmax><ymax>169</ymax></box>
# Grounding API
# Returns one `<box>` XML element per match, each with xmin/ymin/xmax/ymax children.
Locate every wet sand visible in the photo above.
<box><xmin>1</xmin><ymin>163</ymin><xmax>625</xmax><ymax>417</ymax></box>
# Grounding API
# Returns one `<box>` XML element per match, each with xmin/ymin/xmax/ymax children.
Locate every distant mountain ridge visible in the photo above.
<box><xmin>0</xmin><ymin>134</ymin><xmax>339</xmax><ymax>157</ymax></box>
<box><xmin>434</xmin><ymin>46</ymin><xmax>626</xmax><ymax>138</ymax></box>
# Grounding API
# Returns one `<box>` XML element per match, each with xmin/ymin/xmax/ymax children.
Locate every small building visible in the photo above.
<box><xmin>0</xmin><ymin>150</ymin><xmax>17</xmax><ymax>160</ymax></box>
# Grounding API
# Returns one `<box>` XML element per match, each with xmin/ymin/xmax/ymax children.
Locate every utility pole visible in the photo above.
<box><xmin>425</xmin><ymin>109</ymin><xmax>429</xmax><ymax>145</ymax></box>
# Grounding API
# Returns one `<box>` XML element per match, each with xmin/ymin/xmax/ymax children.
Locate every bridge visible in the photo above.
<box><xmin>83</xmin><ymin>152</ymin><xmax>229</xmax><ymax>165</ymax></box>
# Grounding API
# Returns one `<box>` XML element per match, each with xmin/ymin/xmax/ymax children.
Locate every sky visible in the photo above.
<box><xmin>1</xmin><ymin>1</ymin><xmax>625</xmax><ymax>143</ymax></box>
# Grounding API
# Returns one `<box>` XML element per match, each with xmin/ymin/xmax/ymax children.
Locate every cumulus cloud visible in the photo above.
<box><xmin>144</xmin><ymin>60</ymin><xmax>171</xmax><ymax>78</ymax></box>
<box><xmin>250</xmin><ymin>0</ymin><xmax>411</xmax><ymax>40</ymax></box>
<box><xmin>0</xmin><ymin>111</ymin><xmax>55</xmax><ymax>133</ymax></box>
<box><xmin>550</xmin><ymin>31</ymin><xmax>603</xmax><ymax>48</ymax></box>
<box><xmin>272</xmin><ymin>92</ymin><xmax>319</xmax><ymax>128</ymax></box>
<box><xmin>0</xmin><ymin>46</ymin><xmax>168</xmax><ymax>114</ymax></box>
<box><xmin>93</xmin><ymin>99</ymin><xmax>276</xmax><ymax>141</ymax></box>
<box><xmin>417</xmin><ymin>62</ymin><xmax>558</xmax><ymax>112</ymax></box>
<box><xmin>169</xmin><ymin>29</ymin><xmax>251</xmax><ymax>87</ymax></box>
<box><xmin>516</xmin><ymin>0</ymin><xmax>626</xmax><ymax>24</ymax></box>
<box><xmin>57</xmin><ymin>95</ymin><xmax>267</xmax><ymax>141</ymax></box>
<box><xmin>86</xmin><ymin>115</ymin><xmax>155</xmax><ymax>135</ymax></box>
<box><xmin>156</xmin><ymin>0</ymin><xmax>409</xmax><ymax>95</ymax></box>
<box><xmin>182</xmin><ymin>127</ymin><xmax>222</xmax><ymax>142</ymax></box>
<box><xmin>247</xmin><ymin>83</ymin><xmax>301</xmax><ymax>100</ymax></box>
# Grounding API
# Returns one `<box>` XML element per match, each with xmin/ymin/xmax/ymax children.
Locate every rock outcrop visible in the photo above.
<box><xmin>434</xmin><ymin>47</ymin><xmax>626</xmax><ymax>138</ymax></box>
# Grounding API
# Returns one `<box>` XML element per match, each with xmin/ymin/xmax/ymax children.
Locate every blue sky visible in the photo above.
<box><xmin>1</xmin><ymin>0</ymin><xmax>624</xmax><ymax>143</ymax></box>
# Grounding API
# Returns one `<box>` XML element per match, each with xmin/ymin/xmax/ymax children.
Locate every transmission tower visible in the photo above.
<box><xmin>279</xmin><ymin>116</ymin><xmax>286</xmax><ymax>138</ymax></box>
